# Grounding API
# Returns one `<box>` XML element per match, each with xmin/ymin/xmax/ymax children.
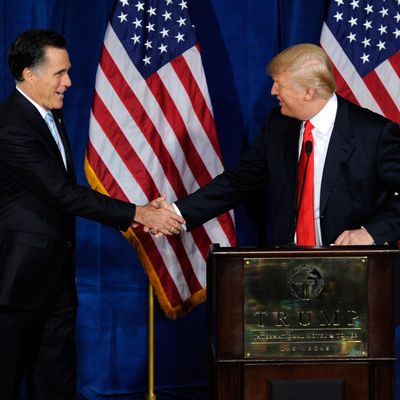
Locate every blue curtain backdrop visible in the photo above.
<box><xmin>3</xmin><ymin>1</ymin><xmax>397</xmax><ymax>399</ymax></box>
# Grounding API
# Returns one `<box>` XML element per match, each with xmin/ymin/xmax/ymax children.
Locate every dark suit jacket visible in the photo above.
<box><xmin>0</xmin><ymin>89</ymin><xmax>136</xmax><ymax>308</ymax></box>
<box><xmin>176</xmin><ymin>96</ymin><xmax>400</xmax><ymax>246</ymax></box>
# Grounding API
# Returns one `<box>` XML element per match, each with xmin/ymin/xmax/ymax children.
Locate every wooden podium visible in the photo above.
<box><xmin>206</xmin><ymin>246</ymin><xmax>398</xmax><ymax>400</ymax></box>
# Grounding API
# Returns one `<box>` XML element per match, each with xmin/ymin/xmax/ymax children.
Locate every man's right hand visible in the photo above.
<box><xmin>132</xmin><ymin>196</ymin><xmax>185</xmax><ymax>236</ymax></box>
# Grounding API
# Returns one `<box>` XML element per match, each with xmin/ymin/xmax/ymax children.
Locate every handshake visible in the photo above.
<box><xmin>132</xmin><ymin>196</ymin><xmax>184</xmax><ymax>237</ymax></box>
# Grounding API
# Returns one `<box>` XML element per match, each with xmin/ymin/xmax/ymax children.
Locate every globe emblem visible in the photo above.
<box><xmin>288</xmin><ymin>264</ymin><xmax>324</xmax><ymax>300</ymax></box>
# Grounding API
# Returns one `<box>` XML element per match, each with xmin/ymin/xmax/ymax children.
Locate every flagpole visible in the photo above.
<box><xmin>147</xmin><ymin>282</ymin><xmax>157</xmax><ymax>400</ymax></box>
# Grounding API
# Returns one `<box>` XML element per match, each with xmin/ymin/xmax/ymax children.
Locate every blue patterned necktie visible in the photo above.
<box><xmin>45</xmin><ymin>111</ymin><xmax>67</xmax><ymax>169</ymax></box>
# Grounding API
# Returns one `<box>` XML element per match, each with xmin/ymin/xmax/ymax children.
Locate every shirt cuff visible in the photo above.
<box><xmin>173</xmin><ymin>203</ymin><xmax>187</xmax><ymax>231</ymax></box>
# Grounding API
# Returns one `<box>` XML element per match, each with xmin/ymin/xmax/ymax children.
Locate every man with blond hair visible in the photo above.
<box><xmin>156</xmin><ymin>43</ymin><xmax>400</xmax><ymax>246</ymax></box>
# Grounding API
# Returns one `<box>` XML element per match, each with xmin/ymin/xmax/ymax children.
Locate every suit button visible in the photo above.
<box><xmin>66</xmin><ymin>241</ymin><xmax>73</xmax><ymax>248</ymax></box>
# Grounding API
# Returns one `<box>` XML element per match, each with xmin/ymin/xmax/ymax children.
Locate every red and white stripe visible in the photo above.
<box><xmin>86</xmin><ymin>24</ymin><xmax>236</xmax><ymax>317</ymax></box>
<box><xmin>321</xmin><ymin>23</ymin><xmax>400</xmax><ymax>124</ymax></box>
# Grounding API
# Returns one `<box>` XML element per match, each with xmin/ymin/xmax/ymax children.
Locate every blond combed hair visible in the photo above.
<box><xmin>267</xmin><ymin>43</ymin><xmax>336</xmax><ymax>99</ymax></box>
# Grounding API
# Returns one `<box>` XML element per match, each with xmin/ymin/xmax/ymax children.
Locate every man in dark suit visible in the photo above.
<box><xmin>0</xmin><ymin>30</ymin><xmax>184</xmax><ymax>399</ymax></box>
<box><xmin>154</xmin><ymin>43</ymin><xmax>400</xmax><ymax>246</ymax></box>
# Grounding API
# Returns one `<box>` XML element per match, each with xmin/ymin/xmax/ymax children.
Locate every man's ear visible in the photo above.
<box><xmin>304</xmin><ymin>87</ymin><xmax>316</xmax><ymax>101</ymax></box>
<box><xmin>22</xmin><ymin>67</ymin><xmax>34</xmax><ymax>85</ymax></box>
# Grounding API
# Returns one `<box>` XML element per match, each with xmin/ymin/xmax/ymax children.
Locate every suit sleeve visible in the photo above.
<box><xmin>175</xmin><ymin>123</ymin><xmax>270</xmax><ymax>230</ymax></box>
<box><xmin>0</xmin><ymin>123</ymin><xmax>135</xmax><ymax>231</ymax></box>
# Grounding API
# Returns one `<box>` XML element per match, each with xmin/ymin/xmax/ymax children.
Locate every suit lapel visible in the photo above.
<box><xmin>13</xmin><ymin>90</ymin><xmax>64</xmax><ymax>159</ymax></box>
<box><xmin>320</xmin><ymin>98</ymin><xmax>355</xmax><ymax>215</ymax></box>
<box><xmin>279</xmin><ymin>117</ymin><xmax>302</xmax><ymax>239</ymax></box>
<box><xmin>13</xmin><ymin>90</ymin><xmax>75</xmax><ymax>178</ymax></box>
<box><xmin>52</xmin><ymin>110</ymin><xmax>76</xmax><ymax>180</ymax></box>
<box><xmin>284</xmin><ymin>118</ymin><xmax>302</xmax><ymax>194</ymax></box>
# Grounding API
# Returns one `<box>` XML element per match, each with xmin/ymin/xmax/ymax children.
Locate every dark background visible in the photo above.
<box><xmin>3</xmin><ymin>1</ymin><xmax>396</xmax><ymax>399</ymax></box>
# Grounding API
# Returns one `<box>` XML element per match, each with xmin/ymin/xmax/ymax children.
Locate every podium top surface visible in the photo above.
<box><xmin>208</xmin><ymin>244</ymin><xmax>399</xmax><ymax>258</ymax></box>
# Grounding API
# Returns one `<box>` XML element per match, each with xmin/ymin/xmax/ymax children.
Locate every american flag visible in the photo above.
<box><xmin>320</xmin><ymin>0</ymin><xmax>400</xmax><ymax>124</ymax></box>
<box><xmin>85</xmin><ymin>0</ymin><xmax>236</xmax><ymax>318</ymax></box>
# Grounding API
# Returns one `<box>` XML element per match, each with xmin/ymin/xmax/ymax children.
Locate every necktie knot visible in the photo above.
<box><xmin>303</xmin><ymin>120</ymin><xmax>314</xmax><ymax>142</ymax></box>
<box><xmin>45</xmin><ymin>110</ymin><xmax>55</xmax><ymax>125</ymax></box>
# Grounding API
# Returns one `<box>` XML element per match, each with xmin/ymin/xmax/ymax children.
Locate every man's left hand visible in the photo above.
<box><xmin>334</xmin><ymin>228</ymin><xmax>374</xmax><ymax>245</ymax></box>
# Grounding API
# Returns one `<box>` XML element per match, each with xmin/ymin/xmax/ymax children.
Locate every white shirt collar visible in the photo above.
<box><xmin>16</xmin><ymin>85</ymin><xmax>48</xmax><ymax>119</ymax></box>
<box><xmin>308</xmin><ymin>93</ymin><xmax>337</xmax><ymax>135</ymax></box>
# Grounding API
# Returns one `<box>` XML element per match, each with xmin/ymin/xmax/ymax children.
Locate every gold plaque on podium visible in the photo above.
<box><xmin>244</xmin><ymin>257</ymin><xmax>368</xmax><ymax>358</ymax></box>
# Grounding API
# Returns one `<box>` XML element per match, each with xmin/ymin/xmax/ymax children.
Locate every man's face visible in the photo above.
<box><xmin>271</xmin><ymin>70</ymin><xmax>307</xmax><ymax>120</ymax></box>
<box><xmin>28</xmin><ymin>47</ymin><xmax>72</xmax><ymax>110</ymax></box>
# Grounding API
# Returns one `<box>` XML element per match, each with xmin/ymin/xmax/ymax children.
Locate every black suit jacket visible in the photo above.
<box><xmin>176</xmin><ymin>96</ymin><xmax>400</xmax><ymax>246</ymax></box>
<box><xmin>0</xmin><ymin>89</ymin><xmax>136</xmax><ymax>308</ymax></box>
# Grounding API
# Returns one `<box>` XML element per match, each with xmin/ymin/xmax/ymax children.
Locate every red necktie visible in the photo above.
<box><xmin>296</xmin><ymin>121</ymin><xmax>316</xmax><ymax>246</ymax></box>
